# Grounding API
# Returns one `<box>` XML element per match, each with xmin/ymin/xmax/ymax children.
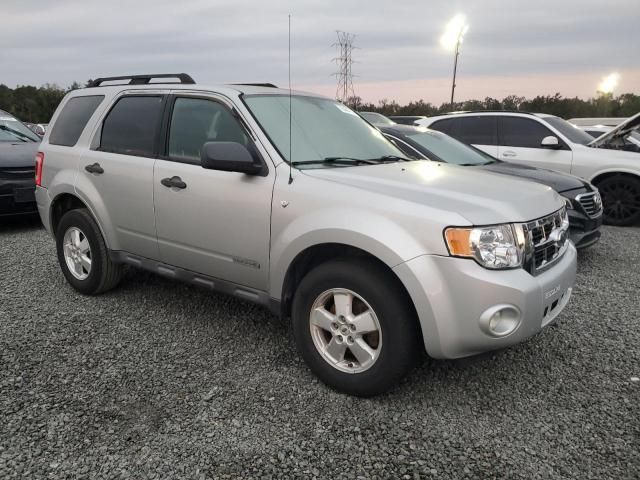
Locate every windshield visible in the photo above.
<box><xmin>0</xmin><ymin>113</ymin><xmax>40</xmax><ymax>142</ymax></box>
<box><xmin>544</xmin><ymin>116</ymin><xmax>594</xmax><ymax>145</ymax></box>
<box><xmin>405</xmin><ymin>128</ymin><xmax>494</xmax><ymax>166</ymax></box>
<box><xmin>359</xmin><ymin>112</ymin><xmax>396</xmax><ymax>126</ymax></box>
<box><xmin>244</xmin><ymin>95</ymin><xmax>404</xmax><ymax>167</ymax></box>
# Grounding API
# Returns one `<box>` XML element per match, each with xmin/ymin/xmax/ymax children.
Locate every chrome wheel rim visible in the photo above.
<box><xmin>63</xmin><ymin>227</ymin><xmax>92</xmax><ymax>280</ymax></box>
<box><xmin>309</xmin><ymin>288</ymin><xmax>382</xmax><ymax>374</ymax></box>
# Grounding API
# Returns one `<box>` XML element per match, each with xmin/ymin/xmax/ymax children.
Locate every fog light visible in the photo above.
<box><xmin>479</xmin><ymin>305</ymin><xmax>521</xmax><ymax>337</ymax></box>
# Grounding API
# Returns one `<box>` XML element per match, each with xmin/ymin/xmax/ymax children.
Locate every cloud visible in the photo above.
<box><xmin>2</xmin><ymin>0</ymin><xmax>638</xmax><ymax>104</ymax></box>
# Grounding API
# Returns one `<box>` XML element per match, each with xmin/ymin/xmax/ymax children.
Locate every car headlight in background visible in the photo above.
<box><xmin>564</xmin><ymin>197</ymin><xmax>574</xmax><ymax>210</ymax></box>
<box><xmin>445</xmin><ymin>223</ymin><xmax>526</xmax><ymax>269</ymax></box>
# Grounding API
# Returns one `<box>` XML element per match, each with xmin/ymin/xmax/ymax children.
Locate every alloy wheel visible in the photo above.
<box><xmin>309</xmin><ymin>288</ymin><xmax>382</xmax><ymax>374</ymax></box>
<box><xmin>63</xmin><ymin>227</ymin><xmax>92</xmax><ymax>280</ymax></box>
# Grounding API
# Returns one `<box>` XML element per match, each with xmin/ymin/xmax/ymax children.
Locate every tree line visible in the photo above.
<box><xmin>0</xmin><ymin>82</ymin><xmax>638</xmax><ymax>123</ymax></box>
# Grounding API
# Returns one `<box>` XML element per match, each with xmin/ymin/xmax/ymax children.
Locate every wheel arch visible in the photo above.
<box><xmin>49</xmin><ymin>192</ymin><xmax>111</xmax><ymax>248</ymax></box>
<box><xmin>589</xmin><ymin>168</ymin><xmax>640</xmax><ymax>185</ymax></box>
<box><xmin>277</xmin><ymin>242</ymin><xmax>424</xmax><ymax>348</ymax></box>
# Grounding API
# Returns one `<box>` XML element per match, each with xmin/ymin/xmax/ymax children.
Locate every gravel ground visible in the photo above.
<box><xmin>0</xmin><ymin>215</ymin><xmax>638</xmax><ymax>479</ymax></box>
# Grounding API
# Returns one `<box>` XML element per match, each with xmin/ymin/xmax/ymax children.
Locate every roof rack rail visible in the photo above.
<box><xmin>231</xmin><ymin>83</ymin><xmax>278</xmax><ymax>88</ymax></box>
<box><xmin>87</xmin><ymin>73</ymin><xmax>196</xmax><ymax>87</ymax></box>
<box><xmin>443</xmin><ymin>110</ymin><xmax>536</xmax><ymax>116</ymax></box>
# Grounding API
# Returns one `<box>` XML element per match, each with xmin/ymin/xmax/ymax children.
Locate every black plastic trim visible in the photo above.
<box><xmin>109</xmin><ymin>250</ymin><xmax>280</xmax><ymax>315</ymax></box>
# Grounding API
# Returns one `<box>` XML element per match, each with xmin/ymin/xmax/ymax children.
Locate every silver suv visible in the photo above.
<box><xmin>35</xmin><ymin>74</ymin><xmax>577</xmax><ymax>396</ymax></box>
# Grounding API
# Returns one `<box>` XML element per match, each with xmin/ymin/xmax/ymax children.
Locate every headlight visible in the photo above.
<box><xmin>564</xmin><ymin>197</ymin><xmax>574</xmax><ymax>210</ymax></box>
<box><xmin>445</xmin><ymin>224</ymin><xmax>525</xmax><ymax>269</ymax></box>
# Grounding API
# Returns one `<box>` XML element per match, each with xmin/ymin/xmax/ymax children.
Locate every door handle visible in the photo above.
<box><xmin>502</xmin><ymin>151</ymin><xmax>517</xmax><ymax>158</ymax></box>
<box><xmin>161</xmin><ymin>176</ymin><xmax>187</xmax><ymax>189</ymax></box>
<box><xmin>85</xmin><ymin>163</ymin><xmax>104</xmax><ymax>174</ymax></box>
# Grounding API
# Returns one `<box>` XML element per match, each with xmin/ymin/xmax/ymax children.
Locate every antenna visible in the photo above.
<box><xmin>288</xmin><ymin>14</ymin><xmax>293</xmax><ymax>184</ymax></box>
<box><xmin>332</xmin><ymin>31</ymin><xmax>357</xmax><ymax>105</ymax></box>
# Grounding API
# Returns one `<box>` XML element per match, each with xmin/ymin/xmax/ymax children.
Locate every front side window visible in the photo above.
<box><xmin>168</xmin><ymin>97</ymin><xmax>249</xmax><ymax>162</ymax></box>
<box><xmin>429</xmin><ymin>118</ymin><xmax>456</xmax><ymax>135</ymax></box>
<box><xmin>499</xmin><ymin>117</ymin><xmax>556</xmax><ymax>149</ymax></box>
<box><xmin>100</xmin><ymin>96</ymin><xmax>163</xmax><ymax>156</ymax></box>
<box><xmin>243</xmin><ymin>95</ymin><xmax>403</xmax><ymax>167</ymax></box>
<box><xmin>453</xmin><ymin>116</ymin><xmax>497</xmax><ymax>146</ymax></box>
<box><xmin>49</xmin><ymin>95</ymin><xmax>104</xmax><ymax>146</ymax></box>
<box><xmin>544</xmin><ymin>116</ymin><xmax>594</xmax><ymax>145</ymax></box>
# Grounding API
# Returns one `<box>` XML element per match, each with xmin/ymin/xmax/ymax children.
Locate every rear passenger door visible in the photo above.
<box><xmin>430</xmin><ymin>116</ymin><xmax>498</xmax><ymax>157</ymax></box>
<box><xmin>497</xmin><ymin>117</ymin><xmax>573</xmax><ymax>173</ymax></box>
<box><xmin>153</xmin><ymin>94</ymin><xmax>273</xmax><ymax>290</ymax></box>
<box><xmin>80</xmin><ymin>94</ymin><xmax>164</xmax><ymax>258</ymax></box>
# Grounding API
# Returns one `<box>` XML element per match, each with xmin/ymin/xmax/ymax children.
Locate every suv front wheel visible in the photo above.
<box><xmin>292</xmin><ymin>258</ymin><xmax>421</xmax><ymax>396</ymax></box>
<box><xmin>56</xmin><ymin>209</ymin><xmax>124</xmax><ymax>295</ymax></box>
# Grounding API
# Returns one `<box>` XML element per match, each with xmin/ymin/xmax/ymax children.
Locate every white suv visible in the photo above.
<box><xmin>417</xmin><ymin>112</ymin><xmax>640</xmax><ymax>225</ymax></box>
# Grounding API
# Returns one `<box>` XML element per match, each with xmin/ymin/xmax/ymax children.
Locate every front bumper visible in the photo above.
<box><xmin>568</xmin><ymin>209</ymin><xmax>602</xmax><ymax>249</ymax></box>
<box><xmin>393</xmin><ymin>242</ymin><xmax>577</xmax><ymax>359</ymax></box>
<box><xmin>0</xmin><ymin>176</ymin><xmax>37</xmax><ymax>216</ymax></box>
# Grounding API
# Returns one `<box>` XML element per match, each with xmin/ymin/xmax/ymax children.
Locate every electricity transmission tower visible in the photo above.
<box><xmin>333</xmin><ymin>31</ymin><xmax>357</xmax><ymax>104</ymax></box>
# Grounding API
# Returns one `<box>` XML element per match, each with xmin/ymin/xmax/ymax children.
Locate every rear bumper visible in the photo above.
<box><xmin>0</xmin><ymin>177</ymin><xmax>37</xmax><ymax>216</ymax></box>
<box><xmin>393</xmin><ymin>243</ymin><xmax>577</xmax><ymax>359</ymax></box>
<box><xmin>35</xmin><ymin>186</ymin><xmax>52</xmax><ymax>234</ymax></box>
<box><xmin>568</xmin><ymin>209</ymin><xmax>602</xmax><ymax>249</ymax></box>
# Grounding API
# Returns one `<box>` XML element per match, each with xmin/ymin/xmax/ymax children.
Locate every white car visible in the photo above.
<box><xmin>417</xmin><ymin>111</ymin><xmax>640</xmax><ymax>225</ymax></box>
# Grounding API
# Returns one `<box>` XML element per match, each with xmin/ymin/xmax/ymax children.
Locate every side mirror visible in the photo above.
<box><xmin>200</xmin><ymin>142</ymin><xmax>263</xmax><ymax>175</ymax></box>
<box><xmin>541</xmin><ymin>136</ymin><xmax>560</xmax><ymax>149</ymax></box>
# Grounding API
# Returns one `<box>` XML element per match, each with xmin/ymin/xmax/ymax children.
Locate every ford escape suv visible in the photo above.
<box><xmin>36</xmin><ymin>74</ymin><xmax>577</xmax><ymax>396</ymax></box>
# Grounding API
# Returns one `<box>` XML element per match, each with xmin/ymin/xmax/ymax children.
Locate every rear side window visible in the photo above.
<box><xmin>499</xmin><ymin>117</ymin><xmax>555</xmax><ymax>148</ymax></box>
<box><xmin>49</xmin><ymin>95</ymin><xmax>104</xmax><ymax>146</ymax></box>
<box><xmin>429</xmin><ymin>118</ymin><xmax>456</xmax><ymax>135</ymax></box>
<box><xmin>451</xmin><ymin>116</ymin><xmax>497</xmax><ymax>145</ymax></box>
<box><xmin>100</xmin><ymin>96</ymin><xmax>164</xmax><ymax>156</ymax></box>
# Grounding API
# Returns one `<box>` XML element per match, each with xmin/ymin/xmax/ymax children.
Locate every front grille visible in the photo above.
<box><xmin>523</xmin><ymin>208</ymin><xmax>570</xmax><ymax>274</ymax></box>
<box><xmin>576</xmin><ymin>191</ymin><xmax>603</xmax><ymax>218</ymax></box>
<box><xmin>0</xmin><ymin>167</ymin><xmax>35</xmax><ymax>180</ymax></box>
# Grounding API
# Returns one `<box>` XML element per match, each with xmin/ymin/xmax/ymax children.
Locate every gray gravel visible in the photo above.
<box><xmin>1</xmin><ymin>215</ymin><xmax>638</xmax><ymax>479</ymax></box>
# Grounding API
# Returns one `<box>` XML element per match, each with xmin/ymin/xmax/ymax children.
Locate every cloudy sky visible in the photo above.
<box><xmin>2</xmin><ymin>0</ymin><xmax>639</xmax><ymax>104</ymax></box>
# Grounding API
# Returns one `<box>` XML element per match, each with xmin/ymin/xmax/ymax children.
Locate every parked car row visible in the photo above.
<box><xmin>2</xmin><ymin>73</ymin><xmax>636</xmax><ymax>396</ymax></box>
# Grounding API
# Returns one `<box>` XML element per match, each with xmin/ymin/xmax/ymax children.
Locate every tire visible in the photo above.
<box><xmin>596</xmin><ymin>174</ymin><xmax>640</xmax><ymax>226</ymax></box>
<box><xmin>55</xmin><ymin>208</ymin><xmax>124</xmax><ymax>295</ymax></box>
<box><xmin>291</xmin><ymin>258</ymin><xmax>421</xmax><ymax>397</ymax></box>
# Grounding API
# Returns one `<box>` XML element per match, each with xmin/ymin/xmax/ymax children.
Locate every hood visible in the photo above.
<box><xmin>476</xmin><ymin>161</ymin><xmax>588</xmax><ymax>193</ymax></box>
<box><xmin>302</xmin><ymin>161</ymin><xmax>563</xmax><ymax>225</ymax></box>
<box><xmin>588</xmin><ymin>112</ymin><xmax>640</xmax><ymax>148</ymax></box>
<box><xmin>0</xmin><ymin>141</ymin><xmax>40</xmax><ymax>168</ymax></box>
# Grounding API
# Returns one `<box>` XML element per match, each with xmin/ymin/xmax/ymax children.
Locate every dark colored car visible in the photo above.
<box><xmin>389</xmin><ymin>115</ymin><xmax>428</xmax><ymax>125</ymax></box>
<box><xmin>358</xmin><ymin>111</ymin><xmax>396</xmax><ymax>126</ymax></box>
<box><xmin>0</xmin><ymin>109</ymin><xmax>40</xmax><ymax>217</ymax></box>
<box><xmin>381</xmin><ymin>124</ymin><xmax>602</xmax><ymax>248</ymax></box>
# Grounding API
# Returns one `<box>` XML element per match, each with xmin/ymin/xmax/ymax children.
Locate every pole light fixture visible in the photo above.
<box><xmin>597</xmin><ymin>72</ymin><xmax>619</xmax><ymax>95</ymax></box>
<box><xmin>440</xmin><ymin>14</ymin><xmax>469</xmax><ymax>108</ymax></box>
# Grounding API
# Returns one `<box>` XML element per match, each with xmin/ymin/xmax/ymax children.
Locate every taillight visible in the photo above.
<box><xmin>35</xmin><ymin>152</ymin><xmax>44</xmax><ymax>186</ymax></box>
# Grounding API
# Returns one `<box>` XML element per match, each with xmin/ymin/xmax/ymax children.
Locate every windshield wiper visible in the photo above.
<box><xmin>293</xmin><ymin>157</ymin><xmax>379</xmax><ymax>166</ymax></box>
<box><xmin>373</xmin><ymin>155</ymin><xmax>413</xmax><ymax>162</ymax></box>
<box><xmin>0</xmin><ymin>125</ymin><xmax>33</xmax><ymax>142</ymax></box>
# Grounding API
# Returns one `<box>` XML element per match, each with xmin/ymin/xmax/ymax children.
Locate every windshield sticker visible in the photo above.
<box><xmin>335</xmin><ymin>104</ymin><xmax>358</xmax><ymax>116</ymax></box>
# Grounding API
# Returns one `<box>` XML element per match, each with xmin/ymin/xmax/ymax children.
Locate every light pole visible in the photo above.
<box><xmin>440</xmin><ymin>15</ymin><xmax>469</xmax><ymax>108</ymax></box>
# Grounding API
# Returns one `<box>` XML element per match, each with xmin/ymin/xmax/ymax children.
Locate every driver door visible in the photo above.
<box><xmin>497</xmin><ymin>116</ymin><xmax>573</xmax><ymax>173</ymax></box>
<box><xmin>153</xmin><ymin>94</ymin><xmax>274</xmax><ymax>290</ymax></box>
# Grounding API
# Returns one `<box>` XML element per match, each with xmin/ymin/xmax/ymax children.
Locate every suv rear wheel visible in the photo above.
<box><xmin>56</xmin><ymin>209</ymin><xmax>124</xmax><ymax>294</ymax></box>
<box><xmin>292</xmin><ymin>258</ymin><xmax>420</xmax><ymax>396</ymax></box>
<box><xmin>597</xmin><ymin>174</ymin><xmax>640</xmax><ymax>226</ymax></box>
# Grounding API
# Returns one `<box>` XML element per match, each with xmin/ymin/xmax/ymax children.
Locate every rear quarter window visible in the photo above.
<box><xmin>49</xmin><ymin>95</ymin><xmax>104</xmax><ymax>147</ymax></box>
